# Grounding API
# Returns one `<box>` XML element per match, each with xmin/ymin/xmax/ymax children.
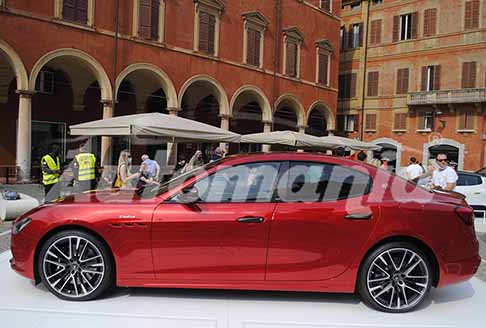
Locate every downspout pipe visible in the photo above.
<box><xmin>359</xmin><ymin>0</ymin><xmax>371</xmax><ymax>141</ymax></box>
<box><xmin>272</xmin><ymin>0</ymin><xmax>282</xmax><ymax>131</ymax></box>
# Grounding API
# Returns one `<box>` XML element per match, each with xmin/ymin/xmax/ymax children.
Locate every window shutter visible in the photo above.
<box><xmin>434</xmin><ymin>65</ymin><xmax>441</xmax><ymax>90</ymax></box>
<box><xmin>472</xmin><ymin>0</ymin><xmax>480</xmax><ymax>29</ymax></box>
<box><xmin>63</xmin><ymin>0</ymin><xmax>76</xmax><ymax>22</ymax></box>
<box><xmin>394</xmin><ymin>113</ymin><xmax>406</xmax><ymax>130</ymax></box>
<box><xmin>320</xmin><ymin>0</ymin><xmax>331</xmax><ymax>11</ymax></box>
<box><xmin>347</xmin><ymin>28</ymin><xmax>354</xmax><ymax>49</ymax></box>
<box><xmin>367</xmin><ymin>71</ymin><xmax>379</xmax><ymax>97</ymax></box>
<box><xmin>423</xmin><ymin>8</ymin><xmax>437</xmax><ymax>37</ymax></box>
<box><xmin>469</xmin><ymin>61</ymin><xmax>476</xmax><ymax>88</ymax></box>
<box><xmin>286</xmin><ymin>42</ymin><xmax>297</xmax><ymax>77</ymax></box>
<box><xmin>358</xmin><ymin>23</ymin><xmax>364</xmax><ymax>47</ymax></box>
<box><xmin>353</xmin><ymin>114</ymin><xmax>359</xmax><ymax>132</ymax></box>
<box><xmin>150</xmin><ymin>0</ymin><xmax>160</xmax><ymax>40</ymax></box>
<box><xmin>342</xmin><ymin>26</ymin><xmax>348</xmax><ymax>50</ymax></box>
<box><xmin>198</xmin><ymin>12</ymin><xmax>209</xmax><ymax>52</ymax></box>
<box><xmin>337</xmin><ymin>115</ymin><xmax>345</xmax><ymax>131</ymax></box>
<box><xmin>75</xmin><ymin>0</ymin><xmax>88</xmax><ymax>24</ymax></box>
<box><xmin>417</xmin><ymin>112</ymin><xmax>425</xmax><ymax>129</ymax></box>
<box><xmin>350</xmin><ymin>73</ymin><xmax>357</xmax><ymax>98</ymax></box>
<box><xmin>393</xmin><ymin>15</ymin><xmax>400</xmax><ymax>42</ymax></box>
<box><xmin>207</xmin><ymin>14</ymin><xmax>216</xmax><ymax>54</ymax></box>
<box><xmin>139</xmin><ymin>0</ymin><xmax>152</xmax><ymax>39</ymax></box>
<box><xmin>247</xmin><ymin>28</ymin><xmax>256</xmax><ymax>65</ymax></box>
<box><xmin>402</xmin><ymin>68</ymin><xmax>409</xmax><ymax>94</ymax></box>
<box><xmin>338</xmin><ymin>75</ymin><xmax>345</xmax><ymax>98</ymax></box>
<box><xmin>254</xmin><ymin>30</ymin><xmax>261</xmax><ymax>67</ymax></box>
<box><xmin>465</xmin><ymin>1</ymin><xmax>472</xmax><ymax>29</ymax></box>
<box><xmin>366</xmin><ymin>114</ymin><xmax>377</xmax><ymax>130</ymax></box>
<box><xmin>462</xmin><ymin>62</ymin><xmax>470</xmax><ymax>88</ymax></box>
<box><xmin>459</xmin><ymin>112</ymin><xmax>466</xmax><ymax>130</ymax></box>
<box><xmin>411</xmin><ymin>12</ymin><xmax>418</xmax><ymax>39</ymax></box>
<box><xmin>318</xmin><ymin>53</ymin><xmax>329</xmax><ymax>85</ymax></box>
<box><xmin>370</xmin><ymin>19</ymin><xmax>382</xmax><ymax>45</ymax></box>
<box><xmin>421</xmin><ymin>66</ymin><xmax>428</xmax><ymax>91</ymax></box>
<box><xmin>463</xmin><ymin>61</ymin><xmax>477</xmax><ymax>88</ymax></box>
<box><xmin>466</xmin><ymin>110</ymin><xmax>474</xmax><ymax>130</ymax></box>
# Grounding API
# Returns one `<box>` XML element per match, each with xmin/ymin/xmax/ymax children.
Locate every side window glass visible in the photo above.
<box><xmin>176</xmin><ymin>162</ymin><xmax>281</xmax><ymax>203</ymax></box>
<box><xmin>282</xmin><ymin>162</ymin><xmax>372</xmax><ymax>202</ymax></box>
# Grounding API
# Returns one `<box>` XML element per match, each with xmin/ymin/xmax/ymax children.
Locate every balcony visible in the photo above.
<box><xmin>407</xmin><ymin>88</ymin><xmax>486</xmax><ymax>106</ymax></box>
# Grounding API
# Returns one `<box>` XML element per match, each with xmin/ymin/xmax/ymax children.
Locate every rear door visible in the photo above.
<box><xmin>152</xmin><ymin>161</ymin><xmax>282</xmax><ymax>281</ymax></box>
<box><xmin>455</xmin><ymin>173</ymin><xmax>486</xmax><ymax>206</ymax></box>
<box><xmin>266</xmin><ymin>161</ymin><xmax>379</xmax><ymax>281</ymax></box>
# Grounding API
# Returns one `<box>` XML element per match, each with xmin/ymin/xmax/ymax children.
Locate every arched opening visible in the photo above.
<box><xmin>423</xmin><ymin>138</ymin><xmax>464</xmax><ymax>170</ymax></box>
<box><xmin>230</xmin><ymin>86</ymin><xmax>271</xmax><ymax>153</ymax></box>
<box><xmin>428</xmin><ymin>145</ymin><xmax>459</xmax><ymax>165</ymax></box>
<box><xmin>372</xmin><ymin>143</ymin><xmax>398</xmax><ymax>173</ymax></box>
<box><xmin>29</xmin><ymin>53</ymin><xmax>110</xmax><ymax>181</ymax></box>
<box><xmin>306</xmin><ymin>108</ymin><xmax>328</xmax><ymax>136</ymax></box>
<box><xmin>179</xmin><ymin>79</ymin><xmax>225</xmax><ymax>162</ymax></box>
<box><xmin>115</xmin><ymin>67</ymin><xmax>174</xmax><ymax>167</ymax></box>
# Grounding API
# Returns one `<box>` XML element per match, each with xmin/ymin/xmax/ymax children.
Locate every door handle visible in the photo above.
<box><xmin>237</xmin><ymin>217</ymin><xmax>265</xmax><ymax>223</ymax></box>
<box><xmin>344</xmin><ymin>213</ymin><xmax>372</xmax><ymax>220</ymax></box>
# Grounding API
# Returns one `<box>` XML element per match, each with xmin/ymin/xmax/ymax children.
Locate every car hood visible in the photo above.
<box><xmin>51</xmin><ymin>189</ymin><xmax>148</xmax><ymax>204</ymax></box>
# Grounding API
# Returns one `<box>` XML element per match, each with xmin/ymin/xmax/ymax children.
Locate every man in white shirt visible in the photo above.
<box><xmin>406</xmin><ymin>157</ymin><xmax>424</xmax><ymax>182</ymax></box>
<box><xmin>431</xmin><ymin>153</ymin><xmax>458</xmax><ymax>191</ymax></box>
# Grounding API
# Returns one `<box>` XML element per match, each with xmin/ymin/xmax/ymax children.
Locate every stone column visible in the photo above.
<box><xmin>219</xmin><ymin>114</ymin><xmax>231</xmax><ymax>153</ymax></box>
<box><xmin>100</xmin><ymin>100</ymin><xmax>113</xmax><ymax>166</ymax></box>
<box><xmin>262</xmin><ymin>121</ymin><xmax>272</xmax><ymax>152</ymax></box>
<box><xmin>166</xmin><ymin>107</ymin><xmax>180</xmax><ymax>167</ymax></box>
<box><xmin>297</xmin><ymin>125</ymin><xmax>307</xmax><ymax>152</ymax></box>
<box><xmin>16</xmin><ymin>90</ymin><xmax>35</xmax><ymax>182</ymax></box>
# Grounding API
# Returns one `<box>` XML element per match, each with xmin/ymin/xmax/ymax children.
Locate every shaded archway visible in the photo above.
<box><xmin>28</xmin><ymin>49</ymin><xmax>112</xmax><ymax>180</ymax></box>
<box><xmin>424</xmin><ymin>138</ymin><xmax>464</xmax><ymax>170</ymax></box>
<box><xmin>306</xmin><ymin>101</ymin><xmax>334</xmax><ymax>136</ymax></box>
<box><xmin>370</xmin><ymin>137</ymin><xmax>404</xmax><ymax>173</ymax></box>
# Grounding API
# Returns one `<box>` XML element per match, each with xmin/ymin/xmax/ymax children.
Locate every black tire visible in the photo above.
<box><xmin>37</xmin><ymin>229</ymin><xmax>114</xmax><ymax>301</ymax></box>
<box><xmin>357</xmin><ymin>241</ymin><xmax>433</xmax><ymax>313</ymax></box>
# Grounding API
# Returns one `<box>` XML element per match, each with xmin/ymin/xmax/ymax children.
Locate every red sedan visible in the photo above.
<box><xmin>10</xmin><ymin>153</ymin><xmax>480</xmax><ymax>312</ymax></box>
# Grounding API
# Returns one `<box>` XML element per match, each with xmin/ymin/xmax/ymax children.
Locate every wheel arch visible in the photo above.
<box><xmin>33</xmin><ymin>225</ymin><xmax>117</xmax><ymax>285</ymax></box>
<box><xmin>356</xmin><ymin>235</ymin><xmax>440</xmax><ymax>290</ymax></box>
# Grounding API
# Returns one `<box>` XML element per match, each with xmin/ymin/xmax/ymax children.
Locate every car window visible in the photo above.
<box><xmin>173</xmin><ymin>161</ymin><xmax>281</xmax><ymax>203</ymax></box>
<box><xmin>280</xmin><ymin>162</ymin><xmax>372</xmax><ymax>202</ymax></box>
<box><xmin>457</xmin><ymin>173</ymin><xmax>482</xmax><ymax>186</ymax></box>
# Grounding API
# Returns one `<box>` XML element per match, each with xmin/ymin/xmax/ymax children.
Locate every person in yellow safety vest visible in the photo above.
<box><xmin>41</xmin><ymin>144</ymin><xmax>61</xmax><ymax>202</ymax></box>
<box><xmin>73</xmin><ymin>144</ymin><xmax>97</xmax><ymax>193</ymax></box>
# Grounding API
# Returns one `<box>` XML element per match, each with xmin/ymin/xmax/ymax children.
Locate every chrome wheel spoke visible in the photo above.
<box><xmin>43</xmin><ymin>235</ymin><xmax>105</xmax><ymax>299</ymax></box>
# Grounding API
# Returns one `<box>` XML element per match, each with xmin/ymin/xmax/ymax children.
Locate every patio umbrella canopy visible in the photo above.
<box><xmin>69</xmin><ymin>113</ymin><xmax>241</xmax><ymax>143</ymax></box>
<box><xmin>319</xmin><ymin>136</ymin><xmax>382</xmax><ymax>151</ymax></box>
<box><xmin>240</xmin><ymin>130</ymin><xmax>342</xmax><ymax>149</ymax></box>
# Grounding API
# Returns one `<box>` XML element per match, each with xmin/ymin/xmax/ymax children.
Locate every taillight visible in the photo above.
<box><xmin>454</xmin><ymin>206</ymin><xmax>474</xmax><ymax>226</ymax></box>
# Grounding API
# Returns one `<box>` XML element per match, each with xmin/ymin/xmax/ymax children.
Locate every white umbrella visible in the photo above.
<box><xmin>319</xmin><ymin>136</ymin><xmax>382</xmax><ymax>151</ymax></box>
<box><xmin>240</xmin><ymin>130</ymin><xmax>341</xmax><ymax>149</ymax></box>
<box><xmin>69</xmin><ymin>112</ymin><xmax>240</xmax><ymax>143</ymax></box>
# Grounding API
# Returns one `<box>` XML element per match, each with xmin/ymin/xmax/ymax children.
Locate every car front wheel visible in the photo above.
<box><xmin>358</xmin><ymin>242</ymin><xmax>432</xmax><ymax>313</ymax></box>
<box><xmin>38</xmin><ymin>229</ymin><xmax>113</xmax><ymax>301</ymax></box>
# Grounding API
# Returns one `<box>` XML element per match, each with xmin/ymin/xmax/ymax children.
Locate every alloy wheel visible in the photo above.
<box><xmin>42</xmin><ymin>235</ymin><xmax>105</xmax><ymax>299</ymax></box>
<box><xmin>366</xmin><ymin>248</ymin><xmax>429</xmax><ymax>311</ymax></box>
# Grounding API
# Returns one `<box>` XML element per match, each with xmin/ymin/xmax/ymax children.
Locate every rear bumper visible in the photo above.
<box><xmin>437</xmin><ymin>254</ymin><xmax>481</xmax><ymax>288</ymax></box>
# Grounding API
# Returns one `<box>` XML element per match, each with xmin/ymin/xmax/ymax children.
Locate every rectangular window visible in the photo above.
<box><xmin>338</xmin><ymin>73</ymin><xmax>357</xmax><ymax>99</ymax></box>
<box><xmin>459</xmin><ymin>110</ymin><xmax>474</xmax><ymax>130</ymax></box>
<box><xmin>372</xmin><ymin>0</ymin><xmax>384</xmax><ymax>4</ymax></box>
<box><xmin>318</xmin><ymin>52</ymin><xmax>329</xmax><ymax>85</ymax></box>
<box><xmin>394</xmin><ymin>12</ymin><xmax>418</xmax><ymax>41</ymax></box>
<box><xmin>400</xmin><ymin>14</ymin><xmax>412</xmax><ymax>40</ymax></box>
<box><xmin>396</xmin><ymin>68</ymin><xmax>409</xmax><ymax>94</ymax></box>
<box><xmin>345</xmin><ymin>115</ymin><xmax>357</xmax><ymax>132</ymax></box>
<box><xmin>418</xmin><ymin>111</ymin><xmax>434</xmax><ymax>130</ymax></box>
<box><xmin>286</xmin><ymin>42</ymin><xmax>298</xmax><ymax>77</ymax></box>
<box><xmin>365</xmin><ymin>113</ymin><xmax>377</xmax><ymax>131</ymax></box>
<box><xmin>35</xmin><ymin>71</ymin><xmax>54</xmax><ymax>95</ymax></box>
<box><xmin>465</xmin><ymin>0</ymin><xmax>480</xmax><ymax>30</ymax></box>
<box><xmin>394</xmin><ymin>113</ymin><xmax>407</xmax><ymax>130</ymax></box>
<box><xmin>421</xmin><ymin>65</ymin><xmax>441</xmax><ymax>91</ymax></box>
<box><xmin>150</xmin><ymin>0</ymin><xmax>159</xmax><ymax>40</ymax></box>
<box><xmin>370</xmin><ymin>19</ymin><xmax>382</xmax><ymax>45</ymax></box>
<box><xmin>423</xmin><ymin>8</ymin><xmax>437</xmax><ymax>37</ymax></box>
<box><xmin>138</xmin><ymin>0</ymin><xmax>160</xmax><ymax>40</ymax></box>
<box><xmin>320</xmin><ymin>0</ymin><xmax>331</xmax><ymax>12</ymax></box>
<box><xmin>462</xmin><ymin>61</ymin><xmax>477</xmax><ymax>88</ymax></box>
<box><xmin>350</xmin><ymin>23</ymin><xmax>363</xmax><ymax>48</ymax></box>
<box><xmin>199</xmin><ymin>12</ymin><xmax>216</xmax><ymax>54</ymax></box>
<box><xmin>367</xmin><ymin>71</ymin><xmax>379</xmax><ymax>97</ymax></box>
<box><xmin>246</xmin><ymin>28</ymin><xmax>261</xmax><ymax>67</ymax></box>
<box><xmin>63</xmin><ymin>0</ymin><xmax>88</xmax><ymax>24</ymax></box>
<box><xmin>340</xmin><ymin>26</ymin><xmax>345</xmax><ymax>49</ymax></box>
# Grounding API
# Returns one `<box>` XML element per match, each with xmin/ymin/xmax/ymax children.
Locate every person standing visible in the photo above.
<box><xmin>73</xmin><ymin>144</ymin><xmax>97</xmax><ymax>192</ymax></box>
<box><xmin>406</xmin><ymin>157</ymin><xmax>424</xmax><ymax>182</ymax></box>
<box><xmin>41</xmin><ymin>144</ymin><xmax>61</xmax><ymax>202</ymax></box>
<box><xmin>431</xmin><ymin>153</ymin><xmax>458</xmax><ymax>191</ymax></box>
<box><xmin>141</xmin><ymin>154</ymin><xmax>160</xmax><ymax>181</ymax></box>
<box><xmin>356</xmin><ymin>151</ymin><xmax>367</xmax><ymax>162</ymax></box>
<box><xmin>380</xmin><ymin>157</ymin><xmax>390</xmax><ymax>171</ymax></box>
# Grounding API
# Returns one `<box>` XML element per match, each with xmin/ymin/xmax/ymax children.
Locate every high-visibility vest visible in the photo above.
<box><xmin>41</xmin><ymin>154</ymin><xmax>60</xmax><ymax>185</ymax></box>
<box><xmin>75</xmin><ymin>153</ymin><xmax>96</xmax><ymax>181</ymax></box>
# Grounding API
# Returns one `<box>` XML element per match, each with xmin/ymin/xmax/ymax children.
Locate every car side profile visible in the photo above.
<box><xmin>10</xmin><ymin>153</ymin><xmax>480</xmax><ymax>313</ymax></box>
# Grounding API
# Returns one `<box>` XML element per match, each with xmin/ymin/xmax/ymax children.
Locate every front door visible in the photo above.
<box><xmin>152</xmin><ymin>161</ymin><xmax>282</xmax><ymax>281</ymax></box>
<box><xmin>266</xmin><ymin>161</ymin><xmax>379</xmax><ymax>281</ymax></box>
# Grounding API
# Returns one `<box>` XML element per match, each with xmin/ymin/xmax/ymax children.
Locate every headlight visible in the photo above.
<box><xmin>12</xmin><ymin>217</ymin><xmax>32</xmax><ymax>235</ymax></box>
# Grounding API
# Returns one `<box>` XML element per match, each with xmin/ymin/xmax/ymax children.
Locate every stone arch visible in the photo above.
<box><xmin>29</xmin><ymin>48</ymin><xmax>112</xmax><ymax>100</ymax></box>
<box><xmin>306</xmin><ymin>100</ymin><xmax>335</xmax><ymax>131</ymax></box>
<box><xmin>230</xmin><ymin>85</ymin><xmax>272</xmax><ymax>122</ymax></box>
<box><xmin>0</xmin><ymin>39</ymin><xmax>29</xmax><ymax>90</ymax></box>
<box><xmin>423</xmin><ymin>137</ymin><xmax>464</xmax><ymax>170</ymax></box>
<box><xmin>274</xmin><ymin>93</ymin><xmax>305</xmax><ymax>128</ymax></box>
<box><xmin>116</xmin><ymin>63</ymin><xmax>178</xmax><ymax>109</ymax></box>
<box><xmin>178</xmin><ymin>74</ymin><xmax>229</xmax><ymax>116</ymax></box>
<box><xmin>369</xmin><ymin>137</ymin><xmax>404</xmax><ymax>173</ymax></box>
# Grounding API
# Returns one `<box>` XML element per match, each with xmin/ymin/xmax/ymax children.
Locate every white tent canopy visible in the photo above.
<box><xmin>69</xmin><ymin>113</ymin><xmax>240</xmax><ymax>143</ymax></box>
<box><xmin>240</xmin><ymin>131</ymin><xmax>342</xmax><ymax>149</ymax></box>
<box><xmin>319</xmin><ymin>136</ymin><xmax>382</xmax><ymax>151</ymax></box>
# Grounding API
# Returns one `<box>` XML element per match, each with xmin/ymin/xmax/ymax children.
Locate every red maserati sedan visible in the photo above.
<box><xmin>10</xmin><ymin>153</ymin><xmax>480</xmax><ymax>312</ymax></box>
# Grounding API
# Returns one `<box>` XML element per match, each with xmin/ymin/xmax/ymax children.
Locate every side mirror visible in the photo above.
<box><xmin>179</xmin><ymin>186</ymin><xmax>199</xmax><ymax>204</ymax></box>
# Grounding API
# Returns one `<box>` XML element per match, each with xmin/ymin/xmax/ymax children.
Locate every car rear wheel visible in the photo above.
<box><xmin>38</xmin><ymin>230</ymin><xmax>113</xmax><ymax>301</ymax></box>
<box><xmin>358</xmin><ymin>242</ymin><xmax>432</xmax><ymax>313</ymax></box>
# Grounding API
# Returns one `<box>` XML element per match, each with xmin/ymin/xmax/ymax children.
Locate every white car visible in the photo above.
<box><xmin>455</xmin><ymin>171</ymin><xmax>486</xmax><ymax>221</ymax></box>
